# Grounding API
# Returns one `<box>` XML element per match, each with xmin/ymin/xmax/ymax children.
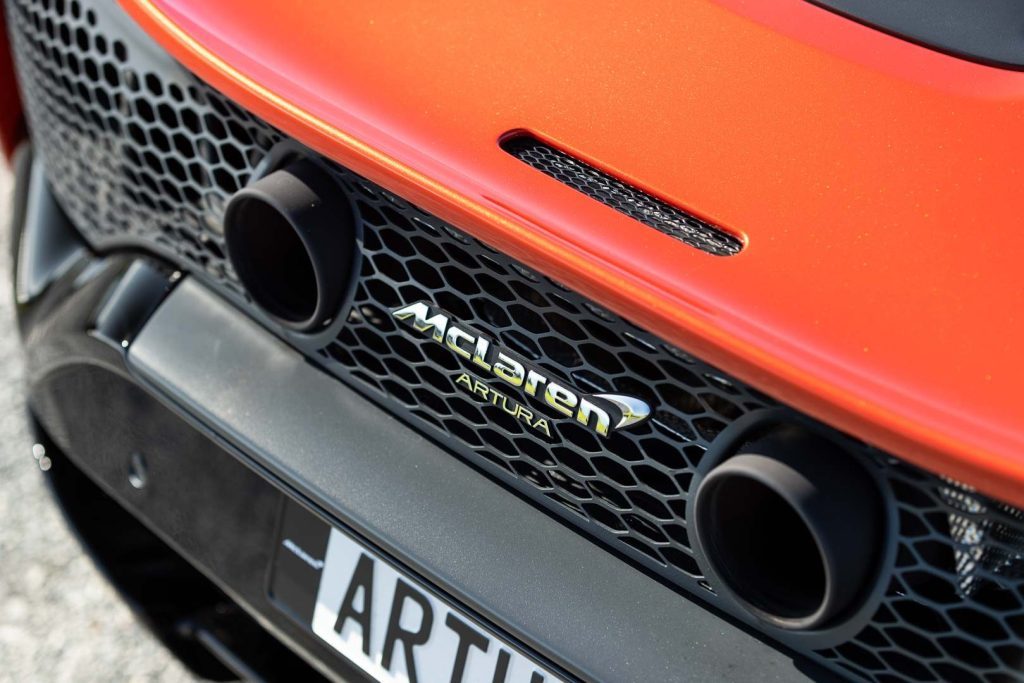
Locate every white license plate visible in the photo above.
<box><xmin>270</xmin><ymin>500</ymin><xmax>563</xmax><ymax>683</ymax></box>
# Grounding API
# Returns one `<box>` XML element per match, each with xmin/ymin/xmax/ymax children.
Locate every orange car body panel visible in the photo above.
<box><xmin>101</xmin><ymin>0</ymin><xmax>1023</xmax><ymax>507</ymax></box>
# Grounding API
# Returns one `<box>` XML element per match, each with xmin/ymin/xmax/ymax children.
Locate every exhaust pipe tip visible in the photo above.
<box><xmin>224</xmin><ymin>158</ymin><xmax>354</xmax><ymax>332</ymax></box>
<box><xmin>693</xmin><ymin>427</ymin><xmax>884</xmax><ymax>631</ymax></box>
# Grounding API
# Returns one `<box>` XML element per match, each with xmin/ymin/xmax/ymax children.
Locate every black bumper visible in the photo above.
<box><xmin>13</xmin><ymin>148</ymin><xmax>825</xmax><ymax>682</ymax></box>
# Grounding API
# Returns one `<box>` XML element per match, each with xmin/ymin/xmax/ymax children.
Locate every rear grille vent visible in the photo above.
<box><xmin>10</xmin><ymin>0</ymin><xmax>1024</xmax><ymax>679</ymax></box>
<box><xmin>5</xmin><ymin>0</ymin><xmax>281</xmax><ymax>300</ymax></box>
<box><xmin>325</xmin><ymin>197</ymin><xmax>769</xmax><ymax>579</ymax></box>
<box><xmin>501</xmin><ymin>134</ymin><xmax>743</xmax><ymax>256</ymax></box>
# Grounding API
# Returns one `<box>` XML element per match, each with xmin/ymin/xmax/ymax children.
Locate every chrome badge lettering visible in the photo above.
<box><xmin>455</xmin><ymin>373</ymin><xmax>552</xmax><ymax>437</ymax></box>
<box><xmin>392</xmin><ymin>301</ymin><xmax>652</xmax><ymax>437</ymax></box>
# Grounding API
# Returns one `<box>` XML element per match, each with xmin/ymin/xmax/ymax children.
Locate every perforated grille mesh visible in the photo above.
<box><xmin>6</xmin><ymin>0</ymin><xmax>282</xmax><ymax>299</ymax></box>
<box><xmin>502</xmin><ymin>135</ymin><xmax>743</xmax><ymax>257</ymax></box>
<box><xmin>822</xmin><ymin>469</ymin><xmax>1024</xmax><ymax>681</ymax></box>
<box><xmin>9</xmin><ymin>0</ymin><xmax>1024</xmax><ymax>680</ymax></box>
<box><xmin>320</xmin><ymin>189</ymin><xmax>769</xmax><ymax>580</ymax></box>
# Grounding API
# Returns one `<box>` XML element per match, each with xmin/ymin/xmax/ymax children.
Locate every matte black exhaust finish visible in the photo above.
<box><xmin>224</xmin><ymin>159</ymin><xmax>354</xmax><ymax>332</ymax></box>
<box><xmin>693</xmin><ymin>427</ymin><xmax>883</xmax><ymax>630</ymax></box>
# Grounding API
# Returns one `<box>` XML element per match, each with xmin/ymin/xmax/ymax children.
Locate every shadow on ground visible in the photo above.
<box><xmin>0</xmin><ymin>160</ymin><xmax>200</xmax><ymax>682</ymax></box>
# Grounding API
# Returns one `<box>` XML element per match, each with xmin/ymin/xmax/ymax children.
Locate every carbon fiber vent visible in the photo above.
<box><xmin>501</xmin><ymin>134</ymin><xmax>743</xmax><ymax>257</ymax></box>
<box><xmin>10</xmin><ymin>0</ymin><xmax>1024</xmax><ymax>679</ymax></box>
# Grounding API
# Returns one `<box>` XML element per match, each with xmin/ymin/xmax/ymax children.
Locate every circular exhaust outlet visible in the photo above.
<box><xmin>693</xmin><ymin>427</ymin><xmax>883</xmax><ymax>630</ymax></box>
<box><xmin>224</xmin><ymin>158</ymin><xmax>354</xmax><ymax>332</ymax></box>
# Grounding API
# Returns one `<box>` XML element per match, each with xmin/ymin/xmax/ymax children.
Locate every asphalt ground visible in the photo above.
<box><xmin>0</xmin><ymin>160</ymin><xmax>200</xmax><ymax>681</ymax></box>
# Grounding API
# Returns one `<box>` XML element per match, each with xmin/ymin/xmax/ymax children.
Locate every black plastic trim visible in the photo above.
<box><xmin>224</xmin><ymin>157</ymin><xmax>356</xmax><ymax>332</ymax></box>
<box><xmin>693</xmin><ymin>425</ymin><xmax>886</xmax><ymax>632</ymax></box>
<box><xmin>127</xmin><ymin>278</ymin><xmax>825</xmax><ymax>682</ymax></box>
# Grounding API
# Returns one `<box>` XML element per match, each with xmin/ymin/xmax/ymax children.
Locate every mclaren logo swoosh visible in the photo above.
<box><xmin>392</xmin><ymin>301</ymin><xmax>652</xmax><ymax>437</ymax></box>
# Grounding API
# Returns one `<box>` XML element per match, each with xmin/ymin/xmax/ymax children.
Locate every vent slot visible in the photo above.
<box><xmin>501</xmin><ymin>134</ymin><xmax>743</xmax><ymax>257</ymax></box>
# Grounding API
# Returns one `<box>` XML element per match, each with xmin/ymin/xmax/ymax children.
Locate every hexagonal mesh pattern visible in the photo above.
<box><xmin>817</xmin><ymin>468</ymin><xmax>1024</xmax><ymax>681</ymax></box>
<box><xmin>501</xmin><ymin>134</ymin><xmax>743</xmax><ymax>257</ymax></box>
<box><xmin>9</xmin><ymin>0</ymin><xmax>1024</xmax><ymax>680</ymax></box>
<box><xmin>6</xmin><ymin>0</ymin><xmax>282</xmax><ymax>299</ymax></box>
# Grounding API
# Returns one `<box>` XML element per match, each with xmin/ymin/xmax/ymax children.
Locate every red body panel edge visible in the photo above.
<box><xmin>0</xmin><ymin>7</ymin><xmax>25</xmax><ymax>161</ymax></box>
<box><xmin>91</xmin><ymin>0</ymin><xmax>1024</xmax><ymax>508</ymax></box>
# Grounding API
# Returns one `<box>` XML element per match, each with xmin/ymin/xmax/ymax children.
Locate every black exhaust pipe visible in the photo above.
<box><xmin>223</xmin><ymin>158</ymin><xmax>354</xmax><ymax>332</ymax></box>
<box><xmin>693</xmin><ymin>426</ymin><xmax>883</xmax><ymax>630</ymax></box>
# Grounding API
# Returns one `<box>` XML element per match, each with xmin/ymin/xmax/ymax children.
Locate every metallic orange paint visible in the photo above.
<box><xmin>119</xmin><ymin>0</ymin><xmax>1024</xmax><ymax>506</ymax></box>
<box><xmin>0</xmin><ymin>6</ymin><xmax>25</xmax><ymax>161</ymax></box>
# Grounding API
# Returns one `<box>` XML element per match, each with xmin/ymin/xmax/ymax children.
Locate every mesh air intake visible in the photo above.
<box><xmin>501</xmin><ymin>134</ymin><xmax>743</xmax><ymax>256</ymax></box>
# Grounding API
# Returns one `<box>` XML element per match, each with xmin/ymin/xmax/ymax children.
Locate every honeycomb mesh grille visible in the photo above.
<box><xmin>501</xmin><ymin>134</ymin><xmax>743</xmax><ymax>257</ymax></box>
<box><xmin>322</xmin><ymin>190</ymin><xmax>768</xmax><ymax>580</ymax></box>
<box><xmin>9</xmin><ymin>0</ymin><xmax>1024</xmax><ymax>680</ymax></box>
<box><xmin>6</xmin><ymin>0</ymin><xmax>282</xmax><ymax>299</ymax></box>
